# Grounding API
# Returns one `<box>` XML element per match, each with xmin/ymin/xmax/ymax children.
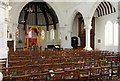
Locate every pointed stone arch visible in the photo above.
<box><xmin>89</xmin><ymin>1</ymin><xmax>117</xmax><ymax>18</ymax></box>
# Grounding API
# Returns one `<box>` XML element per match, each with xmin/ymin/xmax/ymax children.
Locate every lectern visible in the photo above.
<box><xmin>71</xmin><ymin>36</ymin><xmax>78</xmax><ymax>49</ymax></box>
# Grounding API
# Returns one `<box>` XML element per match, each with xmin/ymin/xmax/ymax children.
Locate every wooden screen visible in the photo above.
<box><xmin>91</xmin><ymin>17</ymin><xmax>95</xmax><ymax>49</ymax></box>
<box><xmin>78</xmin><ymin>17</ymin><xmax>95</xmax><ymax>49</ymax></box>
<box><xmin>7</xmin><ymin>40</ymin><xmax>14</xmax><ymax>51</ymax></box>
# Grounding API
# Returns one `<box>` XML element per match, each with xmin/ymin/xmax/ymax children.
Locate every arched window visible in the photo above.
<box><xmin>50</xmin><ymin>29</ymin><xmax>55</xmax><ymax>40</ymax></box>
<box><xmin>105</xmin><ymin>21</ymin><xmax>113</xmax><ymax>46</ymax></box>
<box><xmin>114</xmin><ymin>21</ymin><xmax>118</xmax><ymax>46</ymax></box>
<box><xmin>41</xmin><ymin>30</ymin><xmax>45</xmax><ymax>40</ymax></box>
<box><xmin>105</xmin><ymin>21</ymin><xmax>118</xmax><ymax>46</ymax></box>
<box><xmin>28</xmin><ymin>30</ymin><xmax>32</xmax><ymax>38</ymax></box>
<box><xmin>59</xmin><ymin>33</ymin><xmax>61</xmax><ymax>40</ymax></box>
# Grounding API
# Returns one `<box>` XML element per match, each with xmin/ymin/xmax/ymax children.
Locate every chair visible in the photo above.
<box><xmin>0</xmin><ymin>61</ymin><xmax>7</xmax><ymax>68</ymax></box>
<box><xmin>90</xmin><ymin>67</ymin><xmax>101</xmax><ymax>81</ymax></box>
<box><xmin>99</xmin><ymin>60</ymin><xmax>106</xmax><ymax>66</ymax></box>
<box><xmin>2</xmin><ymin>67</ymin><xmax>12</xmax><ymax>81</ymax></box>
<box><xmin>62</xmin><ymin>63</ymin><xmax>73</xmax><ymax>70</ymax></box>
<box><xmin>49</xmin><ymin>71</ymin><xmax>64</xmax><ymax>80</ymax></box>
<box><xmin>78</xmin><ymin>68</ymin><xmax>90</xmax><ymax>80</ymax></box>
<box><xmin>44</xmin><ymin>58</ymin><xmax>53</xmax><ymax>64</ymax></box>
<box><xmin>0</xmin><ymin>58</ymin><xmax>7</xmax><ymax>68</ymax></box>
<box><xmin>40</xmin><ymin>64</ymin><xmax>52</xmax><ymax>72</ymax></box>
<box><xmin>118</xmin><ymin>65</ymin><xmax>120</xmax><ymax>78</ymax></box>
<box><xmin>52</xmin><ymin>63</ymin><xmax>63</xmax><ymax>72</ymax></box>
<box><xmin>73</xmin><ymin>62</ymin><xmax>83</xmax><ymax>69</ymax></box>
<box><xmin>101</xmin><ymin>66</ymin><xmax>110</xmax><ymax>80</ymax></box>
<box><xmin>83</xmin><ymin>61</ymin><xmax>91</xmax><ymax>68</ymax></box>
<box><xmin>52</xmin><ymin>58</ymin><xmax>61</xmax><ymax>64</ymax></box>
<box><xmin>91</xmin><ymin>61</ymin><xmax>100</xmax><ymax>67</ymax></box>
<box><xmin>111</xmin><ymin>56</ymin><xmax>119</xmax><ymax>80</ymax></box>
<box><xmin>64</xmin><ymin>69</ymin><xmax>77</xmax><ymax>80</ymax></box>
<box><xmin>29</xmin><ymin>65</ymin><xmax>40</xmax><ymax>74</ymax></box>
<box><xmin>11</xmin><ymin>66</ymin><xmax>26</xmax><ymax>75</ymax></box>
<box><xmin>31</xmin><ymin>72</ymin><xmax>48</xmax><ymax>81</ymax></box>
<box><xmin>12</xmin><ymin>74</ymin><xmax>31</xmax><ymax>81</ymax></box>
<box><xmin>83</xmin><ymin>54</ymin><xmax>91</xmax><ymax>62</ymax></box>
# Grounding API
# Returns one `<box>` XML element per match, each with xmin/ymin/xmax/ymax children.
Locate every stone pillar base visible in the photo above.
<box><xmin>0</xmin><ymin>72</ymin><xmax>3</xmax><ymax>81</ymax></box>
<box><xmin>84</xmin><ymin>46</ymin><xmax>92</xmax><ymax>50</ymax></box>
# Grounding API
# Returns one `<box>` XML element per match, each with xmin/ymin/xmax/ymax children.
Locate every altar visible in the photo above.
<box><xmin>25</xmin><ymin>25</ymin><xmax>42</xmax><ymax>49</ymax></box>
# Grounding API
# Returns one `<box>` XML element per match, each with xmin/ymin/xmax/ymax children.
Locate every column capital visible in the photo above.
<box><xmin>84</xmin><ymin>16</ymin><xmax>92</xmax><ymax>28</ymax></box>
<box><xmin>84</xmin><ymin>16</ymin><xmax>92</xmax><ymax>20</ymax></box>
<box><xmin>84</xmin><ymin>26</ymin><xmax>92</xmax><ymax>30</ymax></box>
<box><xmin>0</xmin><ymin>1</ymin><xmax>8</xmax><ymax>9</ymax></box>
<box><xmin>59</xmin><ymin>26</ymin><xmax>66</xmax><ymax>28</ymax></box>
<box><xmin>67</xmin><ymin>30</ymin><xmax>71</xmax><ymax>33</ymax></box>
<box><xmin>59</xmin><ymin>27</ymin><xmax>66</xmax><ymax>29</ymax></box>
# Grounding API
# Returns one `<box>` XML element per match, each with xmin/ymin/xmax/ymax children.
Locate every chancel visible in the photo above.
<box><xmin>0</xmin><ymin>0</ymin><xmax>120</xmax><ymax>81</ymax></box>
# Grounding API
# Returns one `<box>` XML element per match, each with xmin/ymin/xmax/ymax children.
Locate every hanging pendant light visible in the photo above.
<box><xmin>21</xmin><ymin>18</ymin><xmax>25</xmax><ymax>23</ymax></box>
<box><xmin>27</xmin><ymin>7</ymin><xmax>33</xmax><ymax>12</ymax></box>
<box><xmin>21</xmin><ymin>10</ymin><xmax>25</xmax><ymax>23</ymax></box>
<box><xmin>27</xmin><ymin>3</ymin><xmax>33</xmax><ymax>13</ymax></box>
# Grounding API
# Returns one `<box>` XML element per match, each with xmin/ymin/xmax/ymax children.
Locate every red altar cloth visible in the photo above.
<box><xmin>26</xmin><ymin>38</ymin><xmax>37</xmax><ymax>43</ymax></box>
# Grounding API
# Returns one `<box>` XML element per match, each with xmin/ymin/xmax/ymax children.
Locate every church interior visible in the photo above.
<box><xmin>0</xmin><ymin>0</ymin><xmax>120</xmax><ymax>80</ymax></box>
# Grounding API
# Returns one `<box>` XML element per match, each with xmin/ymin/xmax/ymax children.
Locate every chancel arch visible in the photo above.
<box><xmin>15</xmin><ymin>2</ymin><xmax>60</xmax><ymax>51</ymax></box>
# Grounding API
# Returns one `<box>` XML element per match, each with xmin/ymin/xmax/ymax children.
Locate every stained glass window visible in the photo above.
<box><xmin>41</xmin><ymin>30</ymin><xmax>45</xmax><ymax>40</ymax></box>
<box><xmin>50</xmin><ymin>29</ymin><xmax>55</xmax><ymax>40</ymax></box>
<box><xmin>28</xmin><ymin>30</ymin><xmax>32</xmax><ymax>38</ymax></box>
<box><xmin>16</xmin><ymin>29</ymin><xmax>19</xmax><ymax>39</ymax></box>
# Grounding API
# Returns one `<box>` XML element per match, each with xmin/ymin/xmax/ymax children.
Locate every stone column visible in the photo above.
<box><xmin>84</xmin><ymin>17</ymin><xmax>92</xmax><ymax>50</ymax></box>
<box><xmin>13</xmin><ymin>23</ymin><xmax>18</xmax><ymax>52</ymax></box>
<box><xmin>118</xmin><ymin>19</ymin><xmax>120</xmax><ymax>52</ymax></box>
<box><xmin>0</xmin><ymin>1</ymin><xmax>9</xmax><ymax>58</ymax></box>
<box><xmin>0</xmin><ymin>72</ymin><xmax>3</xmax><ymax>81</ymax></box>
<box><xmin>118</xmin><ymin>3</ymin><xmax>120</xmax><ymax>52</ymax></box>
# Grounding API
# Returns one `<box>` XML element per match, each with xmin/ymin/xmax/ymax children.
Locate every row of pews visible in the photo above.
<box><xmin>0</xmin><ymin>49</ymin><xmax>120</xmax><ymax>81</ymax></box>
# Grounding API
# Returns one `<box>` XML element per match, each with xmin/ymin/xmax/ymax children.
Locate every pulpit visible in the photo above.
<box><xmin>71</xmin><ymin>36</ymin><xmax>78</xmax><ymax>49</ymax></box>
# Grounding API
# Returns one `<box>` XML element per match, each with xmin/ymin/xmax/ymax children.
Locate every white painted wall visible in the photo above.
<box><xmin>72</xmin><ymin>14</ymin><xmax>79</xmax><ymax>36</ymax></box>
<box><xmin>8</xmin><ymin>2</ymin><xmax>100</xmax><ymax>50</ymax></box>
<box><xmin>95</xmin><ymin>12</ymin><xmax>118</xmax><ymax>52</ymax></box>
<box><xmin>118</xmin><ymin>2</ymin><xmax>120</xmax><ymax>52</ymax></box>
<box><xmin>7</xmin><ymin>1</ymin><xmax>119</xmax><ymax>50</ymax></box>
